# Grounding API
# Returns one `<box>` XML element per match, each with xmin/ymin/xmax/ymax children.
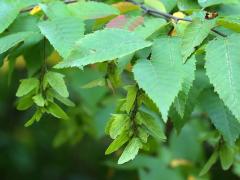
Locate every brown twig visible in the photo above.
<box><xmin>127</xmin><ymin>0</ymin><xmax>226</xmax><ymax>37</ymax></box>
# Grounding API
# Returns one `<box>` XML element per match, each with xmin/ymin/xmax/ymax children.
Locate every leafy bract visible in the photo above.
<box><xmin>44</xmin><ymin>71</ymin><xmax>69</xmax><ymax>98</ymax></box>
<box><xmin>199</xmin><ymin>150</ymin><xmax>219</xmax><ymax>176</ymax></box>
<box><xmin>133</xmin><ymin>36</ymin><xmax>184</xmax><ymax>122</ymax></box>
<box><xmin>219</xmin><ymin>144</ymin><xmax>235</xmax><ymax>170</ymax></box>
<box><xmin>16</xmin><ymin>78</ymin><xmax>39</xmax><ymax>97</ymax></box>
<box><xmin>205</xmin><ymin>33</ymin><xmax>240</xmax><ymax>121</ymax></box>
<box><xmin>47</xmin><ymin>102</ymin><xmax>69</xmax><ymax>120</ymax></box>
<box><xmin>118</xmin><ymin>137</ymin><xmax>143</xmax><ymax>164</ymax></box>
<box><xmin>137</xmin><ymin>112</ymin><xmax>166</xmax><ymax>140</ymax></box>
<box><xmin>182</xmin><ymin>19</ymin><xmax>215</xmax><ymax>61</ymax></box>
<box><xmin>55</xmin><ymin>29</ymin><xmax>152</xmax><ymax>68</ymax></box>
<box><xmin>105</xmin><ymin>132</ymin><xmax>129</xmax><ymax>155</ymax></box>
<box><xmin>38</xmin><ymin>17</ymin><xmax>85</xmax><ymax>58</ymax></box>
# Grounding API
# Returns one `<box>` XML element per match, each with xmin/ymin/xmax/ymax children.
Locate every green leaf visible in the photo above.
<box><xmin>133</xmin><ymin>36</ymin><xmax>184</xmax><ymax>122</ymax></box>
<box><xmin>55</xmin><ymin>29</ymin><xmax>151</xmax><ymax>69</ymax></box>
<box><xmin>198</xmin><ymin>0</ymin><xmax>238</xmax><ymax>8</ymax></box>
<box><xmin>38</xmin><ymin>17</ymin><xmax>84</xmax><ymax>58</ymax></box>
<box><xmin>177</xmin><ymin>0</ymin><xmax>200</xmax><ymax>11</ymax></box>
<box><xmin>217</xmin><ymin>17</ymin><xmax>240</xmax><ymax>33</ymax></box>
<box><xmin>68</xmin><ymin>1</ymin><xmax>119</xmax><ymax>20</ymax></box>
<box><xmin>205</xmin><ymin>33</ymin><xmax>240</xmax><ymax>121</ymax></box>
<box><xmin>137</xmin><ymin>111</ymin><xmax>166</xmax><ymax>141</ymax></box>
<box><xmin>174</xmin><ymin>55</ymin><xmax>196</xmax><ymax>117</ymax></box>
<box><xmin>182</xmin><ymin>19</ymin><xmax>216</xmax><ymax>61</ymax></box>
<box><xmin>40</xmin><ymin>1</ymin><xmax>72</xmax><ymax>20</ymax></box>
<box><xmin>199</xmin><ymin>150</ymin><xmax>219</xmax><ymax>176</ymax></box>
<box><xmin>32</xmin><ymin>94</ymin><xmax>45</xmax><ymax>107</ymax></box>
<box><xmin>134</xmin><ymin>17</ymin><xmax>166</xmax><ymax>39</ymax></box>
<box><xmin>144</xmin><ymin>0</ymin><xmax>167</xmax><ymax>12</ymax></box>
<box><xmin>106</xmin><ymin>114</ymin><xmax>130</xmax><ymax>139</ymax></box>
<box><xmin>118</xmin><ymin>137</ymin><xmax>143</xmax><ymax>164</ymax></box>
<box><xmin>0</xmin><ymin>0</ymin><xmax>21</xmax><ymax>33</ymax></box>
<box><xmin>105</xmin><ymin>132</ymin><xmax>129</xmax><ymax>155</ymax></box>
<box><xmin>219</xmin><ymin>144</ymin><xmax>235</xmax><ymax>170</ymax></box>
<box><xmin>199</xmin><ymin>90</ymin><xmax>240</xmax><ymax>145</ymax></box>
<box><xmin>16</xmin><ymin>78</ymin><xmax>39</xmax><ymax>97</ymax></box>
<box><xmin>44</xmin><ymin>71</ymin><xmax>69</xmax><ymax>98</ymax></box>
<box><xmin>0</xmin><ymin>32</ymin><xmax>34</xmax><ymax>55</ymax></box>
<box><xmin>161</xmin><ymin>0</ymin><xmax>177</xmax><ymax>12</ymax></box>
<box><xmin>47</xmin><ymin>102</ymin><xmax>69</xmax><ymax>120</ymax></box>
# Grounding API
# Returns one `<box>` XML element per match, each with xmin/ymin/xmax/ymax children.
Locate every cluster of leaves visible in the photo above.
<box><xmin>1</xmin><ymin>0</ymin><xmax>240</xmax><ymax>177</ymax></box>
<box><xmin>105</xmin><ymin>86</ymin><xmax>166</xmax><ymax>164</ymax></box>
<box><xmin>16</xmin><ymin>70</ymin><xmax>74</xmax><ymax>126</ymax></box>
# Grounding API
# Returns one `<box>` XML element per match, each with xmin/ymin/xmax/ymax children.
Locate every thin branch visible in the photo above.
<box><xmin>127</xmin><ymin>0</ymin><xmax>226</xmax><ymax>37</ymax></box>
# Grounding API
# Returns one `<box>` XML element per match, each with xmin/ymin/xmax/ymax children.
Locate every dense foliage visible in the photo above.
<box><xmin>1</xmin><ymin>0</ymin><xmax>240</xmax><ymax>179</ymax></box>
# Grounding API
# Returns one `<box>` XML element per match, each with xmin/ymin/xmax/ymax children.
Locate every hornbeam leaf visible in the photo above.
<box><xmin>55</xmin><ymin>29</ymin><xmax>152</xmax><ymax>69</ymax></box>
<box><xmin>199</xmin><ymin>90</ymin><xmax>240</xmax><ymax>145</ymax></box>
<box><xmin>38</xmin><ymin>17</ymin><xmax>84</xmax><ymax>58</ymax></box>
<box><xmin>133</xmin><ymin>36</ymin><xmax>184</xmax><ymax>122</ymax></box>
<box><xmin>205</xmin><ymin>33</ymin><xmax>240</xmax><ymax>121</ymax></box>
<box><xmin>198</xmin><ymin>0</ymin><xmax>238</xmax><ymax>8</ymax></box>
<box><xmin>40</xmin><ymin>1</ymin><xmax>72</xmax><ymax>20</ymax></box>
<box><xmin>0</xmin><ymin>32</ymin><xmax>34</xmax><ymax>55</ymax></box>
<box><xmin>217</xmin><ymin>17</ymin><xmax>240</xmax><ymax>33</ymax></box>
<box><xmin>182</xmin><ymin>19</ymin><xmax>215</xmax><ymax>61</ymax></box>
<box><xmin>174</xmin><ymin>55</ymin><xmax>196</xmax><ymax>117</ymax></box>
<box><xmin>0</xmin><ymin>0</ymin><xmax>21</xmax><ymax>33</ymax></box>
<box><xmin>68</xmin><ymin>1</ymin><xmax>120</xmax><ymax>20</ymax></box>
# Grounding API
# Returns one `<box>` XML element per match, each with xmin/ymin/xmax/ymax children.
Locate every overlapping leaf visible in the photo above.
<box><xmin>205</xmin><ymin>33</ymin><xmax>240</xmax><ymax>121</ymax></box>
<box><xmin>68</xmin><ymin>1</ymin><xmax>120</xmax><ymax>20</ymax></box>
<box><xmin>0</xmin><ymin>0</ymin><xmax>21</xmax><ymax>34</ymax></box>
<box><xmin>133</xmin><ymin>37</ymin><xmax>185</xmax><ymax>121</ymax></box>
<box><xmin>0</xmin><ymin>32</ymin><xmax>34</xmax><ymax>55</ymax></box>
<box><xmin>198</xmin><ymin>0</ymin><xmax>238</xmax><ymax>8</ymax></box>
<box><xmin>55</xmin><ymin>29</ymin><xmax>152</xmax><ymax>68</ymax></box>
<box><xmin>182</xmin><ymin>19</ymin><xmax>215</xmax><ymax>61</ymax></box>
<box><xmin>40</xmin><ymin>1</ymin><xmax>72</xmax><ymax>20</ymax></box>
<box><xmin>38</xmin><ymin>17</ymin><xmax>84</xmax><ymax>58</ymax></box>
<box><xmin>217</xmin><ymin>17</ymin><xmax>240</xmax><ymax>32</ymax></box>
<box><xmin>199</xmin><ymin>90</ymin><xmax>240</xmax><ymax>145</ymax></box>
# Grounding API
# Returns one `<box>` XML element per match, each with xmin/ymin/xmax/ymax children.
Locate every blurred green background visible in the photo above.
<box><xmin>0</xmin><ymin>64</ymin><xmax>239</xmax><ymax>180</ymax></box>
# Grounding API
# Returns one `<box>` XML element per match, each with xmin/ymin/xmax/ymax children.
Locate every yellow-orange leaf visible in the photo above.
<box><xmin>112</xmin><ymin>2</ymin><xmax>139</xmax><ymax>14</ymax></box>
